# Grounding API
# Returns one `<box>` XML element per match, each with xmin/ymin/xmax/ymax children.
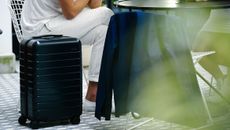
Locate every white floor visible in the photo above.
<box><xmin>0</xmin><ymin>62</ymin><xmax>229</xmax><ymax>129</ymax></box>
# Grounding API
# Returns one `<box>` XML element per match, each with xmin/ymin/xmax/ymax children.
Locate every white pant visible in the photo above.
<box><xmin>40</xmin><ymin>7</ymin><xmax>114</xmax><ymax>82</ymax></box>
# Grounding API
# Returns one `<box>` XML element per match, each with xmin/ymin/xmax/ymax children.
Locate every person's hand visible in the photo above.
<box><xmin>59</xmin><ymin>0</ymin><xmax>90</xmax><ymax>19</ymax></box>
<box><xmin>88</xmin><ymin>0</ymin><xmax>102</xmax><ymax>9</ymax></box>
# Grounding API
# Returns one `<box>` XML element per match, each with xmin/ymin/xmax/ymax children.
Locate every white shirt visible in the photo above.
<box><xmin>201</xmin><ymin>9</ymin><xmax>230</xmax><ymax>34</ymax></box>
<box><xmin>21</xmin><ymin>0</ymin><xmax>62</xmax><ymax>36</ymax></box>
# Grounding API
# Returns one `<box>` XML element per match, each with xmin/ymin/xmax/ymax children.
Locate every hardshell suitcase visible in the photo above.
<box><xmin>18</xmin><ymin>35</ymin><xmax>82</xmax><ymax>128</ymax></box>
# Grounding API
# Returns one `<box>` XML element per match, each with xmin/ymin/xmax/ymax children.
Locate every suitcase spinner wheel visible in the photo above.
<box><xmin>70</xmin><ymin>116</ymin><xmax>81</xmax><ymax>124</ymax></box>
<box><xmin>18</xmin><ymin>116</ymin><xmax>27</xmax><ymax>125</ymax></box>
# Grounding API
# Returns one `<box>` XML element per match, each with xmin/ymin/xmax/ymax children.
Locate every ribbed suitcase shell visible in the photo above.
<box><xmin>18</xmin><ymin>35</ymin><xmax>82</xmax><ymax>128</ymax></box>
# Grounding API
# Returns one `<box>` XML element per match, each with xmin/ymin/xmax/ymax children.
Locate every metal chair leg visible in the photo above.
<box><xmin>196</xmin><ymin>71</ymin><xmax>214</xmax><ymax>123</ymax></box>
<box><xmin>196</xmin><ymin>71</ymin><xmax>230</xmax><ymax>105</ymax></box>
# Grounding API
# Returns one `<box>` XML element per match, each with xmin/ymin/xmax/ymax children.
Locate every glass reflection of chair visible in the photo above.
<box><xmin>192</xmin><ymin>51</ymin><xmax>230</xmax><ymax>105</ymax></box>
<box><xmin>191</xmin><ymin>8</ymin><xmax>230</xmax><ymax>109</ymax></box>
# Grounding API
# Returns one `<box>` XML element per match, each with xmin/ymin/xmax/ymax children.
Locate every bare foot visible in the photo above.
<box><xmin>85</xmin><ymin>81</ymin><xmax>98</xmax><ymax>102</ymax></box>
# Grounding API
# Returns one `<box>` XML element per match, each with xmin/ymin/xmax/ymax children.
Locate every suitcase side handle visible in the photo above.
<box><xmin>32</xmin><ymin>34</ymin><xmax>63</xmax><ymax>39</ymax></box>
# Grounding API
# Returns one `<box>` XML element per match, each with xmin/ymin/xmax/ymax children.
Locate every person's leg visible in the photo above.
<box><xmin>45</xmin><ymin>7</ymin><xmax>113</xmax><ymax>39</ymax></box>
<box><xmin>80</xmin><ymin>25</ymin><xmax>108</xmax><ymax>101</ymax></box>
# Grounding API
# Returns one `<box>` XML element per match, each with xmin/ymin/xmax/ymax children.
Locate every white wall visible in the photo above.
<box><xmin>0</xmin><ymin>0</ymin><xmax>12</xmax><ymax>54</ymax></box>
<box><xmin>0</xmin><ymin>0</ymin><xmax>15</xmax><ymax>73</ymax></box>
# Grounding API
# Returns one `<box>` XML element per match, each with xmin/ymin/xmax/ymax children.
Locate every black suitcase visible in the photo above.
<box><xmin>18</xmin><ymin>35</ymin><xmax>82</xmax><ymax>129</ymax></box>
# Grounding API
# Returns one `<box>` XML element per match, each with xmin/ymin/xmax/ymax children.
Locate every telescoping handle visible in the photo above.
<box><xmin>32</xmin><ymin>34</ymin><xmax>63</xmax><ymax>39</ymax></box>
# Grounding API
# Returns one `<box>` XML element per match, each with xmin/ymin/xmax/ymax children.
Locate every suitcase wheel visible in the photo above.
<box><xmin>18</xmin><ymin>116</ymin><xmax>27</xmax><ymax>125</ymax></box>
<box><xmin>70</xmin><ymin>116</ymin><xmax>80</xmax><ymax>124</ymax></box>
<box><xmin>29</xmin><ymin>121</ymin><xmax>39</xmax><ymax>129</ymax></box>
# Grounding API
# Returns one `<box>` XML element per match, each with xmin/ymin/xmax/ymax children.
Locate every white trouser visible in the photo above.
<box><xmin>39</xmin><ymin>7</ymin><xmax>114</xmax><ymax>82</ymax></box>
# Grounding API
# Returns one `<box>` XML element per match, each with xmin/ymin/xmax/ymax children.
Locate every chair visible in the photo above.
<box><xmin>8</xmin><ymin>0</ymin><xmax>24</xmax><ymax>43</ymax></box>
<box><xmin>8</xmin><ymin>0</ymin><xmax>90</xmax><ymax>84</ymax></box>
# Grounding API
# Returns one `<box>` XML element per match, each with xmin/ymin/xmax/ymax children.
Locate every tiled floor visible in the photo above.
<box><xmin>0</xmin><ymin>63</ymin><xmax>229</xmax><ymax>130</ymax></box>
